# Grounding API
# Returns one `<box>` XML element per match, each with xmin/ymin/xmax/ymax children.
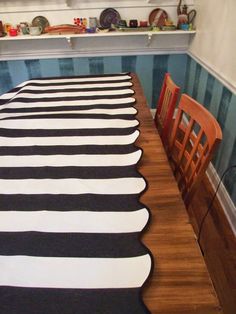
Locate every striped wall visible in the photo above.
<box><xmin>0</xmin><ymin>54</ymin><xmax>188</xmax><ymax>109</ymax></box>
<box><xmin>0</xmin><ymin>53</ymin><xmax>235</xmax><ymax>205</ymax></box>
<box><xmin>185</xmin><ymin>55</ymin><xmax>236</xmax><ymax>205</ymax></box>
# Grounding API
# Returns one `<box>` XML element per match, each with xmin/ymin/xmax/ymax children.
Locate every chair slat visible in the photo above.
<box><xmin>184</xmin><ymin>128</ymin><xmax>204</xmax><ymax>173</ymax></box>
<box><xmin>168</xmin><ymin>94</ymin><xmax>222</xmax><ymax>207</ymax></box>
<box><xmin>154</xmin><ymin>73</ymin><xmax>180</xmax><ymax>149</ymax></box>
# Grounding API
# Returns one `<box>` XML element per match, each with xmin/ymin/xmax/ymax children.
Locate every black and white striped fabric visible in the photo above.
<box><xmin>0</xmin><ymin>73</ymin><xmax>152</xmax><ymax>314</ymax></box>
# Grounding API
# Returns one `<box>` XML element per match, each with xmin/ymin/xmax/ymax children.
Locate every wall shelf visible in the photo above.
<box><xmin>0</xmin><ymin>30</ymin><xmax>196</xmax><ymax>41</ymax></box>
<box><xmin>0</xmin><ymin>30</ymin><xmax>196</xmax><ymax>60</ymax></box>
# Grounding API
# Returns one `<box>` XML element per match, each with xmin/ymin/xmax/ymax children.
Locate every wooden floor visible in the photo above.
<box><xmin>188</xmin><ymin>175</ymin><xmax>236</xmax><ymax>314</ymax></box>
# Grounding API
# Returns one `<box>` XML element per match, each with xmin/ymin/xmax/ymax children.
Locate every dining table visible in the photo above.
<box><xmin>132</xmin><ymin>73</ymin><xmax>222</xmax><ymax>314</ymax></box>
<box><xmin>0</xmin><ymin>71</ymin><xmax>221</xmax><ymax>314</ymax></box>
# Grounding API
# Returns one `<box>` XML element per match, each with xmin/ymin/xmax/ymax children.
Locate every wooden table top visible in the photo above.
<box><xmin>131</xmin><ymin>74</ymin><xmax>222</xmax><ymax>314</ymax></box>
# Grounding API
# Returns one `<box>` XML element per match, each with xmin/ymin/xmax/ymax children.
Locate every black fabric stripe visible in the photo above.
<box><xmin>0</xmin><ymin>102</ymin><xmax>136</xmax><ymax>113</ymax></box>
<box><xmin>0</xmin><ymin>99</ymin><xmax>9</xmax><ymax>106</ymax></box>
<box><xmin>12</xmin><ymin>93</ymin><xmax>134</xmax><ymax>103</ymax></box>
<box><xmin>1</xmin><ymin>113</ymin><xmax>136</xmax><ymax>121</ymax></box>
<box><xmin>0</xmin><ymin>98</ymin><xmax>14</xmax><ymax>106</ymax></box>
<box><xmin>0</xmin><ymin>287</ymin><xmax>150</xmax><ymax>314</ymax></box>
<box><xmin>0</xmin><ymin>88</ymin><xmax>22</xmax><ymax>106</ymax></box>
<box><xmin>26</xmin><ymin>72</ymin><xmax>130</xmax><ymax>80</ymax></box>
<box><xmin>0</xmin><ymin>232</ymin><xmax>145</xmax><ymax>257</ymax></box>
<box><xmin>0</xmin><ymin>144</ymin><xmax>138</xmax><ymax>156</ymax></box>
<box><xmin>0</xmin><ymin>194</ymin><xmax>143</xmax><ymax>211</ymax></box>
<box><xmin>0</xmin><ymin>166</ymin><xmax>140</xmax><ymax>179</ymax></box>
<box><xmin>4</xmin><ymin>86</ymin><xmax>21</xmax><ymax>93</ymax></box>
<box><xmin>0</xmin><ymin>127</ymin><xmax>137</xmax><ymax>137</ymax></box>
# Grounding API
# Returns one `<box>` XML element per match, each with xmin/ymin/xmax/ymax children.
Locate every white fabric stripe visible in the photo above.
<box><xmin>16</xmin><ymin>75</ymin><xmax>132</xmax><ymax>87</ymax></box>
<box><xmin>0</xmin><ymin>208</ymin><xmax>149</xmax><ymax>233</ymax></box>
<box><xmin>1</xmin><ymin>97</ymin><xmax>135</xmax><ymax>110</ymax></box>
<box><xmin>0</xmin><ymin>150</ymin><xmax>142</xmax><ymax>167</ymax></box>
<box><xmin>0</xmin><ymin>92</ymin><xmax>17</xmax><ymax>100</ymax></box>
<box><xmin>0</xmin><ymin>118</ymin><xmax>138</xmax><ymax>130</ymax></box>
<box><xmin>12</xmin><ymin>89</ymin><xmax>134</xmax><ymax>100</ymax></box>
<box><xmin>0</xmin><ymin>254</ymin><xmax>151</xmax><ymax>289</ymax></box>
<box><xmin>0</xmin><ymin>130</ymin><xmax>140</xmax><ymax>147</ymax></box>
<box><xmin>19</xmin><ymin>82</ymin><xmax>133</xmax><ymax>91</ymax></box>
<box><xmin>0</xmin><ymin>107</ymin><xmax>137</xmax><ymax>119</ymax></box>
<box><xmin>0</xmin><ymin>177</ymin><xmax>146</xmax><ymax>195</ymax></box>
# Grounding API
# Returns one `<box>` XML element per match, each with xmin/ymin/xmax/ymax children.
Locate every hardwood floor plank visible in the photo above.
<box><xmin>189</xmin><ymin>175</ymin><xmax>236</xmax><ymax>314</ymax></box>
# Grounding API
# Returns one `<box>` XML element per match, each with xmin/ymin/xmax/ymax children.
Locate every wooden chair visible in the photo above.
<box><xmin>154</xmin><ymin>73</ymin><xmax>180</xmax><ymax>148</ymax></box>
<box><xmin>168</xmin><ymin>94</ymin><xmax>222</xmax><ymax>207</ymax></box>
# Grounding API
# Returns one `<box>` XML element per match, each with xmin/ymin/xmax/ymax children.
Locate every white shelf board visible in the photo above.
<box><xmin>0</xmin><ymin>30</ymin><xmax>196</xmax><ymax>41</ymax></box>
<box><xmin>0</xmin><ymin>30</ymin><xmax>196</xmax><ymax>60</ymax></box>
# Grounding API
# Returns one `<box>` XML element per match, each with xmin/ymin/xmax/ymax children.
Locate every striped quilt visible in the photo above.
<box><xmin>0</xmin><ymin>73</ymin><xmax>152</xmax><ymax>313</ymax></box>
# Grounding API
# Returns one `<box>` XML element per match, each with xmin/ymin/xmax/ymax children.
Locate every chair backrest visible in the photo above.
<box><xmin>168</xmin><ymin>94</ymin><xmax>222</xmax><ymax>207</ymax></box>
<box><xmin>154</xmin><ymin>73</ymin><xmax>180</xmax><ymax>147</ymax></box>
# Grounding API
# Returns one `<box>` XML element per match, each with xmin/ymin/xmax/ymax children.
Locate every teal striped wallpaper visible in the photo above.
<box><xmin>185</xmin><ymin>56</ymin><xmax>236</xmax><ymax>205</ymax></box>
<box><xmin>0</xmin><ymin>55</ymin><xmax>188</xmax><ymax>109</ymax></box>
<box><xmin>0</xmin><ymin>54</ymin><xmax>235</xmax><ymax>204</ymax></box>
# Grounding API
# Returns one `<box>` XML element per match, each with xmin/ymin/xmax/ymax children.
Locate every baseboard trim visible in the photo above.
<box><xmin>206</xmin><ymin>163</ymin><xmax>236</xmax><ymax>236</ymax></box>
<box><xmin>150</xmin><ymin>108</ymin><xmax>156</xmax><ymax>117</ymax></box>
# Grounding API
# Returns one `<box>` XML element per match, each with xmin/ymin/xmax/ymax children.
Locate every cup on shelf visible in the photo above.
<box><xmin>129</xmin><ymin>19</ymin><xmax>138</xmax><ymax>28</ymax></box>
<box><xmin>20</xmin><ymin>22</ymin><xmax>29</xmax><ymax>35</ymax></box>
<box><xmin>117</xmin><ymin>20</ymin><xmax>127</xmax><ymax>28</ymax></box>
<box><xmin>27</xmin><ymin>26</ymin><xmax>42</xmax><ymax>36</ymax></box>
<box><xmin>177</xmin><ymin>14</ymin><xmax>188</xmax><ymax>29</ymax></box>
<box><xmin>9</xmin><ymin>27</ymin><xmax>18</xmax><ymax>36</ymax></box>
<box><xmin>4</xmin><ymin>23</ymin><xmax>12</xmax><ymax>34</ymax></box>
<box><xmin>139</xmin><ymin>21</ymin><xmax>148</xmax><ymax>27</ymax></box>
<box><xmin>89</xmin><ymin>17</ymin><xmax>98</xmax><ymax>31</ymax></box>
<box><xmin>180</xmin><ymin>23</ymin><xmax>189</xmax><ymax>30</ymax></box>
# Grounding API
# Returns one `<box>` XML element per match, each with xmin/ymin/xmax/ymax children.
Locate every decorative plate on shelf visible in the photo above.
<box><xmin>99</xmin><ymin>8</ymin><xmax>121</xmax><ymax>29</ymax></box>
<box><xmin>149</xmin><ymin>8</ymin><xmax>168</xmax><ymax>27</ymax></box>
<box><xmin>32</xmin><ymin>16</ymin><xmax>50</xmax><ymax>33</ymax></box>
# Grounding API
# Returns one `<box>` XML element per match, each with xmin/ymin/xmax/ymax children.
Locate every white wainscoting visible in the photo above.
<box><xmin>206</xmin><ymin>164</ymin><xmax>236</xmax><ymax>236</ymax></box>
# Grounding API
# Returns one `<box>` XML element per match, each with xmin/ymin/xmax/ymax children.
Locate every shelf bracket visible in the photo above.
<box><xmin>65</xmin><ymin>0</ymin><xmax>70</xmax><ymax>7</ymax></box>
<box><xmin>66</xmin><ymin>36</ymin><xmax>73</xmax><ymax>49</ymax></box>
<box><xmin>146</xmin><ymin>33</ymin><xmax>153</xmax><ymax>47</ymax></box>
